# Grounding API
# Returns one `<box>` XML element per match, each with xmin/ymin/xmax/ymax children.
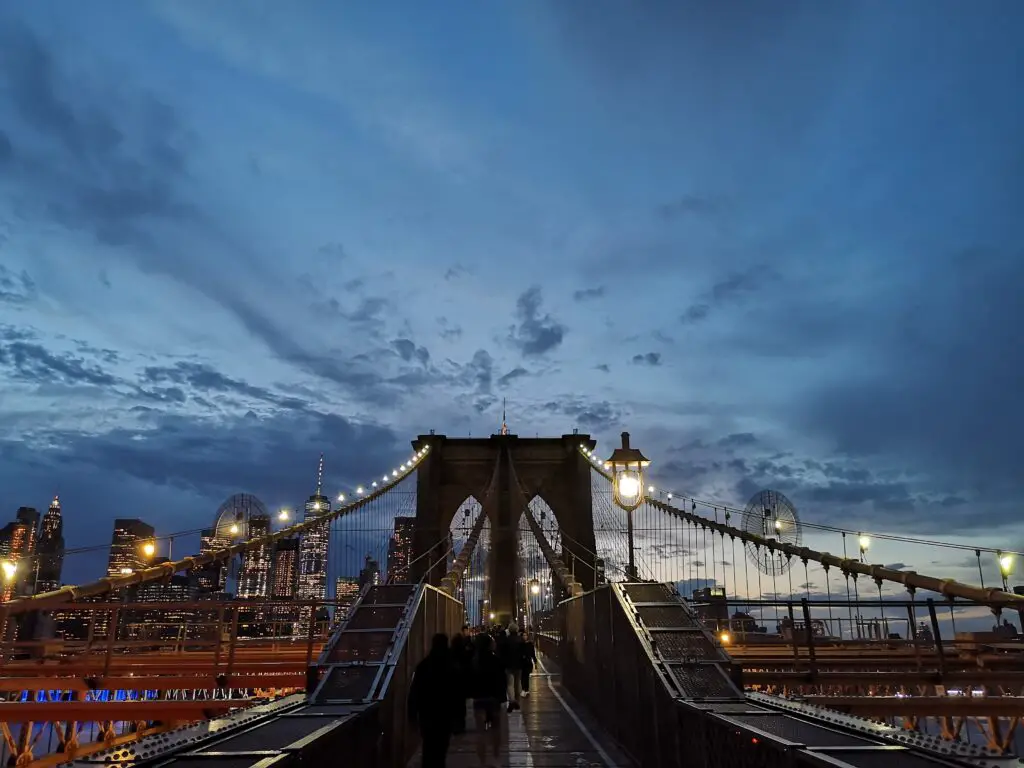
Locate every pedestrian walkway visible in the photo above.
<box><xmin>407</xmin><ymin>655</ymin><xmax>633</xmax><ymax>767</ymax></box>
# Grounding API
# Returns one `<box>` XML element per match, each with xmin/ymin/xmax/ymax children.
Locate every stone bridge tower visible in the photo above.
<box><xmin>410</xmin><ymin>433</ymin><xmax>597</xmax><ymax>625</ymax></box>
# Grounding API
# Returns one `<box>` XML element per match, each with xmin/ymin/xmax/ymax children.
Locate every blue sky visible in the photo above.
<box><xmin>0</xmin><ymin>1</ymin><xmax>1022</xmax><ymax>587</ymax></box>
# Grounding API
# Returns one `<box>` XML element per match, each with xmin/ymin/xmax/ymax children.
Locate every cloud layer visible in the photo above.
<box><xmin>0</xmin><ymin>2</ymin><xmax>1021</xmax><ymax>584</ymax></box>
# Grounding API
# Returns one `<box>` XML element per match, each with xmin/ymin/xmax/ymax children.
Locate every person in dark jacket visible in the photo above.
<box><xmin>408</xmin><ymin>633</ymin><xmax>460</xmax><ymax>768</ymax></box>
<box><xmin>470</xmin><ymin>633</ymin><xmax>506</xmax><ymax>765</ymax></box>
<box><xmin>498</xmin><ymin>623</ymin><xmax>523</xmax><ymax>711</ymax></box>
<box><xmin>519</xmin><ymin>630</ymin><xmax>537</xmax><ymax>696</ymax></box>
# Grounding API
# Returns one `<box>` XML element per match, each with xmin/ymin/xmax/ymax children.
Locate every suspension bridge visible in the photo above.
<box><xmin>1</xmin><ymin>431</ymin><xmax>1022</xmax><ymax>767</ymax></box>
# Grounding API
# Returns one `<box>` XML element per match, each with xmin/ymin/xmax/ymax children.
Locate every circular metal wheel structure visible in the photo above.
<box><xmin>213</xmin><ymin>493</ymin><xmax>269</xmax><ymax>541</ymax></box>
<box><xmin>742</xmin><ymin>489</ymin><xmax>802</xmax><ymax>577</ymax></box>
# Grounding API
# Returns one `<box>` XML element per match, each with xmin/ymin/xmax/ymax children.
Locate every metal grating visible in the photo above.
<box><xmin>346</xmin><ymin>605</ymin><xmax>405</xmax><ymax>630</ymax></box>
<box><xmin>811</xmin><ymin>748</ymin><xmax>961</xmax><ymax>768</ymax></box>
<box><xmin>725</xmin><ymin>714</ymin><xmax>873</xmax><ymax>747</ymax></box>
<box><xmin>667</xmin><ymin>663</ymin><xmax>741</xmax><ymax>698</ymax></box>
<box><xmin>315</xmin><ymin>665</ymin><xmax>380</xmax><ymax>701</ymax></box>
<box><xmin>654</xmin><ymin>630</ymin><xmax>719</xmax><ymax>660</ymax></box>
<box><xmin>636</xmin><ymin>605</ymin><xmax>699</xmax><ymax>628</ymax></box>
<box><xmin>327</xmin><ymin>631</ymin><xmax>394</xmax><ymax>662</ymax></box>
<box><xmin>363</xmin><ymin>585</ymin><xmax>415</xmax><ymax>604</ymax></box>
<box><xmin>196</xmin><ymin>716</ymin><xmax>341</xmax><ymax>752</ymax></box>
<box><xmin>623</xmin><ymin>583</ymin><xmax>672</xmax><ymax>603</ymax></box>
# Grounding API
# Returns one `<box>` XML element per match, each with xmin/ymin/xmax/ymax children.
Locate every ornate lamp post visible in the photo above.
<box><xmin>607</xmin><ymin>432</ymin><xmax>649</xmax><ymax>581</ymax></box>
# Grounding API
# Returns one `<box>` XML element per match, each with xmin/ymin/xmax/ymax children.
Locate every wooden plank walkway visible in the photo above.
<box><xmin>408</xmin><ymin>655</ymin><xmax>634</xmax><ymax>767</ymax></box>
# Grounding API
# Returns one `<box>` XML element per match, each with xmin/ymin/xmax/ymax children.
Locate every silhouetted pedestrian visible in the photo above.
<box><xmin>408</xmin><ymin>633</ymin><xmax>460</xmax><ymax>768</ymax></box>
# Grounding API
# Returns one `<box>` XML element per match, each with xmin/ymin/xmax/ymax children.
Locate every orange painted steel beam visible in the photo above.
<box><xmin>810</xmin><ymin>696</ymin><xmax>1024</xmax><ymax>717</ymax></box>
<box><xmin>0</xmin><ymin>700</ymin><xmax>244</xmax><ymax>722</ymax></box>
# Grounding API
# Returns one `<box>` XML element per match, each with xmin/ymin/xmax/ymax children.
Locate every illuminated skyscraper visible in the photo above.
<box><xmin>35</xmin><ymin>496</ymin><xmax>64</xmax><ymax>594</ymax></box>
<box><xmin>297</xmin><ymin>455</ymin><xmax>331</xmax><ymax>630</ymax></box>
<box><xmin>107</xmin><ymin>519</ymin><xmax>155</xmax><ymax>576</ymax></box>
<box><xmin>358</xmin><ymin>555</ymin><xmax>381</xmax><ymax>589</ymax></box>
<box><xmin>0</xmin><ymin>507</ymin><xmax>40</xmax><ymax>601</ymax></box>
<box><xmin>197</xmin><ymin>528</ymin><xmax>229</xmax><ymax>594</ymax></box>
<box><xmin>272</xmin><ymin>538</ymin><xmax>299</xmax><ymax>599</ymax></box>
<box><xmin>386</xmin><ymin>517</ymin><xmax>416</xmax><ymax>583</ymax></box>
<box><xmin>238</xmin><ymin>513</ymin><xmax>272</xmax><ymax>598</ymax></box>
<box><xmin>334</xmin><ymin>576</ymin><xmax>360</xmax><ymax>623</ymax></box>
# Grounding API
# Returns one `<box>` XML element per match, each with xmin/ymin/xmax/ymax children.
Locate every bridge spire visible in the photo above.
<box><xmin>315</xmin><ymin>453</ymin><xmax>324</xmax><ymax>496</ymax></box>
<box><xmin>501</xmin><ymin>398</ymin><xmax>509</xmax><ymax>435</ymax></box>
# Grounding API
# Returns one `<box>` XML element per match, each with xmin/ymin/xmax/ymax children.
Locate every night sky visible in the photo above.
<box><xmin>1</xmin><ymin>2</ymin><xmax>1022</xmax><ymax>588</ymax></box>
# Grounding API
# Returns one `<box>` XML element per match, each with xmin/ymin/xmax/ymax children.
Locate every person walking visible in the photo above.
<box><xmin>450</xmin><ymin>632</ymin><xmax>471</xmax><ymax>734</ymax></box>
<box><xmin>498</xmin><ymin>623</ymin><xmax>523</xmax><ymax>712</ymax></box>
<box><xmin>519</xmin><ymin>629</ymin><xmax>537</xmax><ymax>697</ymax></box>
<box><xmin>469</xmin><ymin>633</ymin><xmax>506</xmax><ymax>767</ymax></box>
<box><xmin>408</xmin><ymin>633</ymin><xmax>460</xmax><ymax>768</ymax></box>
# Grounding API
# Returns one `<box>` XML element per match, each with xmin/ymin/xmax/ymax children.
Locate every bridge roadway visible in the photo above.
<box><xmin>407</xmin><ymin>656</ymin><xmax>632</xmax><ymax>768</ymax></box>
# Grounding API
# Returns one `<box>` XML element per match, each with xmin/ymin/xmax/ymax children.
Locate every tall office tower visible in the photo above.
<box><xmin>0</xmin><ymin>507</ymin><xmax>40</xmax><ymax>601</ymax></box>
<box><xmin>334</xmin><ymin>576</ymin><xmax>360</xmax><ymax>623</ymax></box>
<box><xmin>358</xmin><ymin>555</ymin><xmax>381</xmax><ymax>589</ymax></box>
<box><xmin>386</xmin><ymin>517</ymin><xmax>415</xmax><ymax>583</ymax></box>
<box><xmin>107</xmin><ymin>519</ymin><xmax>156</xmax><ymax>576</ymax></box>
<box><xmin>297</xmin><ymin>455</ymin><xmax>331</xmax><ymax>631</ymax></box>
<box><xmin>35</xmin><ymin>496</ymin><xmax>65</xmax><ymax>594</ymax></box>
<box><xmin>238</xmin><ymin>513</ymin><xmax>272</xmax><ymax>598</ymax></box>
<box><xmin>197</xmin><ymin>528</ymin><xmax>229</xmax><ymax>593</ymax></box>
<box><xmin>271</xmin><ymin>538</ymin><xmax>299</xmax><ymax>599</ymax></box>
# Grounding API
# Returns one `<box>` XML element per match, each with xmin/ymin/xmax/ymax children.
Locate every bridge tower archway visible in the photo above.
<box><xmin>411</xmin><ymin>433</ymin><xmax>597</xmax><ymax>625</ymax></box>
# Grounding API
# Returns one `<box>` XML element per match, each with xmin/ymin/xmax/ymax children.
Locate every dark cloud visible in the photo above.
<box><xmin>0</xmin><ymin>265</ymin><xmax>36</xmax><ymax>304</ymax></box>
<box><xmin>594</xmin><ymin>364</ymin><xmax>610</xmax><ymax>373</ymax></box>
<box><xmin>541</xmin><ymin>397</ymin><xmax>619</xmax><ymax>433</ymax></box>
<box><xmin>141</xmin><ymin>361</ymin><xmax>306</xmax><ymax>410</ymax></box>
<box><xmin>497</xmin><ymin>367</ymin><xmax>528</xmax><ymax>386</ymax></box>
<box><xmin>0</xmin><ymin>339</ymin><xmax>118</xmax><ymax>386</ymax></box>
<box><xmin>573</xmin><ymin>286</ymin><xmax>605</xmax><ymax>302</ymax></box>
<box><xmin>390</xmin><ymin>338</ymin><xmax>430</xmax><ymax>365</ymax></box>
<box><xmin>508</xmin><ymin>286</ymin><xmax>566</xmax><ymax>356</ymax></box>
<box><xmin>631</xmin><ymin>352</ymin><xmax>661</xmax><ymax>366</ymax></box>
<box><xmin>680</xmin><ymin>264</ymin><xmax>777</xmax><ymax>325</ymax></box>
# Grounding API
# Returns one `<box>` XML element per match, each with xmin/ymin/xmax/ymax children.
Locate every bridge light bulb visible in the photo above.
<box><xmin>858</xmin><ymin>535</ymin><xmax>870</xmax><ymax>551</ymax></box>
<box><xmin>338</xmin><ymin>494</ymin><xmax>345</xmax><ymax>502</ymax></box>
<box><xmin>999</xmin><ymin>554</ymin><xmax>1013</xmax><ymax>576</ymax></box>
<box><xmin>120</xmin><ymin>567</ymin><xmax>133</xmax><ymax>575</ymax></box>
<box><xmin>774</xmin><ymin>520</ymin><xmax>782</xmax><ymax>532</ymax></box>
<box><xmin>372</xmin><ymin>481</ymin><xmax>378</xmax><ymax>488</ymax></box>
<box><xmin>357</xmin><ymin>486</ymin><xmax>364</xmax><ymax>495</ymax></box>
<box><xmin>392</xmin><ymin>470</ymin><xmax>398</xmax><ymax>477</ymax></box>
<box><xmin>278</xmin><ymin>509</ymin><xmax>290</xmax><ymax>522</ymax></box>
<box><xmin>607</xmin><ymin>432</ymin><xmax>649</xmax><ymax>513</ymax></box>
<box><xmin>667</xmin><ymin>493</ymin><xmax>673</xmax><ymax>501</ymax></box>
<box><xmin>0</xmin><ymin>560</ymin><xmax>16</xmax><ymax>581</ymax></box>
<box><xmin>648</xmin><ymin>485</ymin><xmax>655</xmax><ymax>494</ymax></box>
<box><xmin>401</xmin><ymin>464</ymin><xmax>407</xmax><ymax>471</ymax></box>
<box><xmin>229</xmin><ymin>523</ymin><xmax>240</xmax><ymax>535</ymax></box>
<box><xmin>719</xmin><ymin>631</ymin><xmax>731</xmax><ymax>645</ymax></box>
<box><xmin>141</xmin><ymin>541</ymin><xmax>156</xmax><ymax>557</ymax></box>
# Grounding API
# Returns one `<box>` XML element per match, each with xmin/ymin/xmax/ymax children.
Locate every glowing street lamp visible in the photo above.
<box><xmin>858</xmin><ymin>535</ymin><xmax>870</xmax><ymax>562</ymax></box>
<box><xmin>141</xmin><ymin>541</ymin><xmax>156</xmax><ymax>559</ymax></box>
<box><xmin>278</xmin><ymin>508</ymin><xmax>290</xmax><ymax>522</ymax></box>
<box><xmin>607</xmin><ymin>432</ymin><xmax>650</xmax><ymax>581</ymax></box>
<box><xmin>998</xmin><ymin>552</ymin><xmax>1014</xmax><ymax>592</ymax></box>
<box><xmin>1</xmin><ymin>560</ymin><xmax>16</xmax><ymax>582</ymax></box>
<box><xmin>529</xmin><ymin>578</ymin><xmax>541</xmax><ymax>596</ymax></box>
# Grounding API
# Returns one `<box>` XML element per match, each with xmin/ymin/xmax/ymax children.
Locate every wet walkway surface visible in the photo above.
<box><xmin>408</xmin><ymin>655</ymin><xmax>634</xmax><ymax>767</ymax></box>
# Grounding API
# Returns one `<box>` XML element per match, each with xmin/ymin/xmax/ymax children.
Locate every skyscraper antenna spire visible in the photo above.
<box><xmin>501</xmin><ymin>398</ymin><xmax>509</xmax><ymax>435</ymax></box>
<box><xmin>315</xmin><ymin>453</ymin><xmax>324</xmax><ymax>496</ymax></box>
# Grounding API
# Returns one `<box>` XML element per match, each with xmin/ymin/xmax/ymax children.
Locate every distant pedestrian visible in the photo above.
<box><xmin>519</xmin><ymin>630</ymin><xmax>536</xmax><ymax>696</ymax></box>
<box><xmin>469</xmin><ymin>633</ymin><xmax>506</xmax><ymax>766</ymax></box>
